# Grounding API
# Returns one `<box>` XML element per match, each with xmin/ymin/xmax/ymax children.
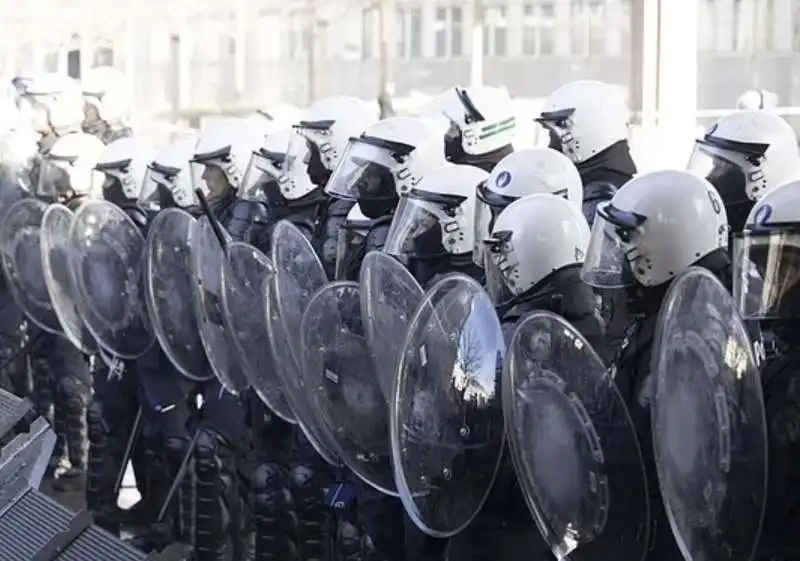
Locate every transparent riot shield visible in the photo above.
<box><xmin>221</xmin><ymin>241</ymin><xmax>295</xmax><ymax>423</ymax></box>
<box><xmin>69</xmin><ymin>200</ymin><xmax>154</xmax><ymax>358</ymax></box>
<box><xmin>0</xmin><ymin>198</ymin><xmax>61</xmax><ymax>333</ymax></box>
<box><xmin>391</xmin><ymin>273</ymin><xmax>505</xmax><ymax>538</ymax></box>
<box><xmin>652</xmin><ymin>266</ymin><xmax>767</xmax><ymax>561</ymax></box>
<box><xmin>145</xmin><ymin>208</ymin><xmax>212</xmax><ymax>381</ymax></box>
<box><xmin>359</xmin><ymin>251</ymin><xmax>424</xmax><ymax>400</ymax></box>
<box><xmin>266</xmin><ymin>219</ymin><xmax>338</xmax><ymax>466</ymax></box>
<box><xmin>300</xmin><ymin>280</ymin><xmax>397</xmax><ymax>495</ymax></box>
<box><xmin>504</xmin><ymin>310</ymin><xmax>650</xmax><ymax>561</ymax></box>
<box><xmin>41</xmin><ymin>204</ymin><xmax>97</xmax><ymax>353</ymax></box>
<box><xmin>190</xmin><ymin>216</ymin><xmax>248</xmax><ymax>394</ymax></box>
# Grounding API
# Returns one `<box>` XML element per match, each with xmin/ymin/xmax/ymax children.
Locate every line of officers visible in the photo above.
<box><xmin>0</xmin><ymin>71</ymin><xmax>796</xmax><ymax>561</ymax></box>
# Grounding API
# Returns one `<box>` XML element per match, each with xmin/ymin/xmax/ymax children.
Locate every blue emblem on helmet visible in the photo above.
<box><xmin>753</xmin><ymin>204</ymin><xmax>772</xmax><ymax>225</ymax></box>
<box><xmin>495</xmin><ymin>170</ymin><xmax>512</xmax><ymax>189</ymax></box>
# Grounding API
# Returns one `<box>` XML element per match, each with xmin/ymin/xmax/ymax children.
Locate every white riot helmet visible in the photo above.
<box><xmin>281</xmin><ymin>96</ymin><xmax>377</xmax><ymax>199</ymax></box>
<box><xmin>734</xmin><ymin>180</ymin><xmax>800</xmax><ymax>320</ymax></box>
<box><xmin>240</xmin><ymin>128</ymin><xmax>316</xmax><ymax>206</ymax></box>
<box><xmin>474</xmin><ymin>147</ymin><xmax>584</xmax><ymax>266</ymax></box>
<box><xmin>325</xmin><ymin>116</ymin><xmax>449</xmax><ymax>219</ymax></box>
<box><xmin>483</xmin><ymin>194</ymin><xmax>590</xmax><ymax>304</ymax></box>
<box><xmin>257</xmin><ymin>104</ymin><xmax>304</xmax><ymax>128</ymax></box>
<box><xmin>736</xmin><ymin>89</ymin><xmax>778</xmax><ymax>111</ymax></box>
<box><xmin>536</xmin><ymin>80</ymin><xmax>629</xmax><ymax>165</ymax></box>
<box><xmin>139</xmin><ymin>134</ymin><xmax>200</xmax><ymax>210</ymax></box>
<box><xmin>191</xmin><ymin>118</ymin><xmax>273</xmax><ymax>201</ymax></box>
<box><xmin>434</xmin><ymin>85</ymin><xmax>516</xmax><ymax>160</ymax></box>
<box><xmin>687</xmin><ymin>110</ymin><xmax>800</xmax><ymax>219</ymax></box>
<box><xmin>582</xmin><ymin>170</ymin><xmax>729</xmax><ymax>288</ymax></box>
<box><xmin>22</xmin><ymin>73</ymin><xmax>85</xmax><ymax>136</ymax></box>
<box><xmin>37</xmin><ymin>132</ymin><xmax>106</xmax><ymax>201</ymax></box>
<box><xmin>384</xmin><ymin>163</ymin><xmax>489</xmax><ymax>260</ymax></box>
<box><xmin>95</xmin><ymin>136</ymin><xmax>155</xmax><ymax>203</ymax></box>
<box><xmin>81</xmin><ymin>66</ymin><xmax>132</xmax><ymax>126</ymax></box>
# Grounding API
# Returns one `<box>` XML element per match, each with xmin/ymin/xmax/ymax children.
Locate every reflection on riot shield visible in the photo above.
<box><xmin>266</xmin><ymin>219</ymin><xmax>338</xmax><ymax>466</ymax></box>
<box><xmin>504</xmin><ymin>310</ymin><xmax>649</xmax><ymax>561</ymax></box>
<box><xmin>0</xmin><ymin>198</ymin><xmax>62</xmax><ymax>333</ymax></box>
<box><xmin>41</xmin><ymin>204</ymin><xmax>97</xmax><ymax>353</ymax></box>
<box><xmin>359</xmin><ymin>251</ymin><xmax>424</xmax><ymax>401</ymax></box>
<box><xmin>69</xmin><ymin>200</ymin><xmax>154</xmax><ymax>358</ymax></box>
<box><xmin>145</xmin><ymin>208</ymin><xmax>213</xmax><ymax>381</ymax></box>
<box><xmin>221</xmin><ymin>240</ymin><xmax>295</xmax><ymax>422</ymax></box>
<box><xmin>391</xmin><ymin>273</ymin><xmax>505</xmax><ymax>538</ymax></box>
<box><xmin>652</xmin><ymin>266</ymin><xmax>767</xmax><ymax>561</ymax></box>
<box><xmin>301</xmin><ymin>280</ymin><xmax>397</xmax><ymax>495</ymax></box>
<box><xmin>190</xmin><ymin>217</ymin><xmax>248</xmax><ymax>393</ymax></box>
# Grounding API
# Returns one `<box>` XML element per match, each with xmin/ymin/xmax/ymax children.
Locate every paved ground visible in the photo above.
<box><xmin>41</xmin><ymin>463</ymin><xmax>140</xmax><ymax>512</ymax></box>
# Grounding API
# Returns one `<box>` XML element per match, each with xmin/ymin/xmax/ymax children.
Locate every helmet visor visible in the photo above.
<box><xmin>580</xmin><ymin>202</ymin><xmax>637</xmax><ymax>289</ymax></box>
<box><xmin>734</xmin><ymin>228</ymin><xmax>800</xmax><ymax>320</ymax></box>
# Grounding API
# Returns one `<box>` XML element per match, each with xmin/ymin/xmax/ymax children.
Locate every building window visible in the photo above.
<box><xmin>397</xmin><ymin>6</ymin><xmax>423</xmax><ymax>59</ymax></box>
<box><xmin>568</xmin><ymin>0</ymin><xmax>606</xmax><ymax>56</ymax></box>
<box><xmin>483</xmin><ymin>5</ymin><xmax>508</xmax><ymax>57</ymax></box>
<box><xmin>588</xmin><ymin>1</ymin><xmax>606</xmax><ymax>54</ymax></box>
<box><xmin>522</xmin><ymin>2</ymin><xmax>556</xmax><ymax>56</ymax></box>
<box><xmin>362</xmin><ymin>8</ymin><xmax>375</xmax><ymax>59</ymax></box>
<box><xmin>434</xmin><ymin>6</ymin><xmax>464</xmax><ymax>58</ymax></box>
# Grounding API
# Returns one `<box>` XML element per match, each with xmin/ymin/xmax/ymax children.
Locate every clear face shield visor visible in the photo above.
<box><xmin>580</xmin><ymin>202</ymin><xmax>640</xmax><ymax>289</ymax></box>
<box><xmin>325</xmin><ymin>139</ymin><xmax>397</xmax><ymax>203</ymax></box>
<box><xmin>239</xmin><ymin>150</ymin><xmax>282</xmax><ymax>202</ymax></box>
<box><xmin>97</xmin><ymin>167</ymin><xmax>139</xmax><ymax>200</ymax></box>
<box><xmin>482</xmin><ymin>232</ymin><xmax>520</xmax><ymax>304</ymax></box>
<box><xmin>384</xmin><ymin>197</ymin><xmax>446</xmax><ymax>261</ymax></box>
<box><xmin>36</xmin><ymin>158</ymin><xmax>74</xmax><ymax>200</ymax></box>
<box><xmin>139</xmin><ymin>165</ymin><xmax>191</xmax><ymax>210</ymax></box>
<box><xmin>687</xmin><ymin>143</ymin><xmax>749</xmax><ymax>205</ymax></box>
<box><xmin>733</xmin><ymin>228</ymin><xmax>800</xmax><ymax>320</ymax></box>
<box><xmin>473</xmin><ymin>182</ymin><xmax>515</xmax><ymax>268</ymax></box>
<box><xmin>281</xmin><ymin>128</ymin><xmax>311</xmax><ymax>176</ymax></box>
<box><xmin>190</xmin><ymin>159</ymin><xmax>231</xmax><ymax>200</ymax></box>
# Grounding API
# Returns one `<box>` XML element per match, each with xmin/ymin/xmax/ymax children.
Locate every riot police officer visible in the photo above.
<box><xmin>324</xmin><ymin>115</ymin><xmax>449</xmax><ymax>281</ymax></box>
<box><xmin>81</xmin><ymin>66</ymin><xmax>134</xmax><ymax>144</ymax></box>
<box><xmin>536</xmin><ymin>80</ymin><xmax>637</xmax><ymax>222</ymax></box>
<box><xmin>34</xmin><ymin>132</ymin><xmax>105</xmax><ymax>492</ymax></box>
<box><xmin>734</xmin><ymin>179</ymin><xmax>800</xmax><ymax>559</ymax></box>
<box><xmin>242</xmin><ymin>95</ymin><xmax>377</xmax><ymax>561</ymax></box>
<box><xmin>687</xmin><ymin>108</ymin><xmax>800</xmax><ymax>234</ymax></box>
<box><xmin>189</xmin><ymin>117</ymin><xmax>277</xmax><ymax>560</ymax></box>
<box><xmin>581</xmin><ymin>170</ymin><xmax>730</xmax><ymax>560</ymax></box>
<box><xmin>383</xmin><ymin>163</ymin><xmax>488</xmax><ymax>287</ymax></box>
<box><xmin>473</xmin><ymin>147</ymin><xmax>584</xmax><ymax>269</ymax></box>
<box><xmin>15</xmin><ymin>73</ymin><xmax>89</xmax><ymax>482</ymax></box>
<box><xmin>423</xmin><ymin>85</ymin><xmax>515</xmax><ymax>172</ymax></box>
<box><xmin>451</xmin><ymin>193</ymin><xmax>603</xmax><ymax>561</ymax></box>
<box><xmin>536</xmin><ymin>79</ymin><xmax>639</xmax><ymax>355</ymax></box>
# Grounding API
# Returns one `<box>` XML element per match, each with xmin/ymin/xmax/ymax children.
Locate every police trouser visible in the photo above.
<box><xmin>194</xmin><ymin>381</ymin><xmax>252</xmax><ymax>561</ymax></box>
<box><xmin>138</xmin><ymin>388</ymin><xmax>195</xmax><ymax>547</ymax></box>
<box><xmin>31</xmin><ymin>330</ymin><xmax>91</xmax><ymax>470</ymax></box>
<box><xmin>248</xmin><ymin>394</ymin><xmax>297</xmax><ymax>561</ymax></box>
<box><xmin>0</xmin><ymin>295</ymin><xmax>29</xmax><ymax>397</ymax></box>
<box><xmin>355</xmin><ymin>481</ymin><xmax>406</xmax><ymax>561</ymax></box>
<box><xmin>86</xmin><ymin>359</ymin><xmax>140</xmax><ymax>533</ymax></box>
<box><xmin>291</xmin><ymin>431</ymin><xmax>331</xmax><ymax>561</ymax></box>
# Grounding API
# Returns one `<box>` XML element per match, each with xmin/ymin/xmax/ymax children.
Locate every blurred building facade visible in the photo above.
<box><xmin>1</xmin><ymin>0</ymin><xmax>799</xmax><ymax>121</ymax></box>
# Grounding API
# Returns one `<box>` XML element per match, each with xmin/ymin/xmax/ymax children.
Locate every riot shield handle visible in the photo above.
<box><xmin>195</xmin><ymin>189</ymin><xmax>229</xmax><ymax>256</ymax></box>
